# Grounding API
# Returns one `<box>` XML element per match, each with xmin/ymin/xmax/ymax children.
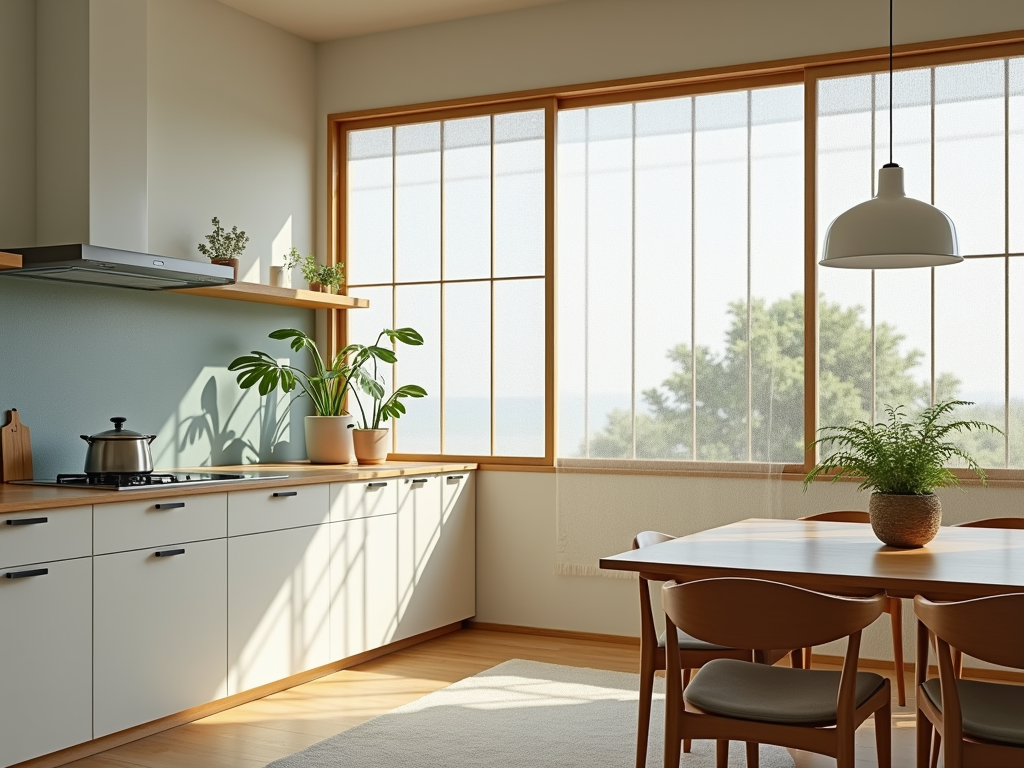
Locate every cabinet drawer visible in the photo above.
<box><xmin>0</xmin><ymin>506</ymin><xmax>91</xmax><ymax>569</ymax></box>
<box><xmin>94</xmin><ymin>493</ymin><xmax>227</xmax><ymax>555</ymax></box>
<box><xmin>330</xmin><ymin>478</ymin><xmax>398</xmax><ymax>522</ymax></box>
<box><xmin>0</xmin><ymin>557</ymin><xmax>92</xmax><ymax>766</ymax></box>
<box><xmin>228</xmin><ymin>484</ymin><xmax>329</xmax><ymax>536</ymax></box>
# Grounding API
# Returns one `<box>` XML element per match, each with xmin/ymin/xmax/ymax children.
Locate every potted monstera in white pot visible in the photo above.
<box><xmin>228</xmin><ymin>329</ymin><xmax>359</xmax><ymax>464</ymax></box>
<box><xmin>804</xmin><ymin>400</ymin><xmax>999</xmax><ymax>548</ymax></box>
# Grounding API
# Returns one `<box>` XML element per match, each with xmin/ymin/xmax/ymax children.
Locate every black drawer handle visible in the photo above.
<box><xmin>367</xmin><ymin>482</ymin><xmax>388</xmax><ymax>488</ymax></box>
<box><xmin>154</xmin><ymin>548</ymin><xmax>185</xmax><ymax>558</ymax></box>
<box><xmin>155</xmin><ymin>502</ymin><xmax>185</xmax><ymax>510</ymax></box>
<box><xmin>446</xmin><ymin>475</ymin><xmax>465</xmax><ymax>481</ymax></box>
<box><xmin>273</xmin><ymin>491</ymin><xmax>298</xmax><ymax>498</ymax></box>
<box><xmin>5</xmin><ymin>568</ymin><xmax>48</xmax><ymax>579</ymax></box>
<box><xmin>410</xmin><ymin>478</ymin><xmax>428</xmax><ymax>485</ymax></box>
<box><xmin>6</xmin><ymin>517</ymin><xmax>49</xmax><ymax>526</ymax></box>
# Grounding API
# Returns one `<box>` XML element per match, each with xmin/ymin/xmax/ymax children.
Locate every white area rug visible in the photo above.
<box><xmin>266</xmin><ymin>659</ymin><xmax>795</xmax><ymax>768</ymax></box>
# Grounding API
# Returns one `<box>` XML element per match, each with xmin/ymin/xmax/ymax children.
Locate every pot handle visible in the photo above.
<box><xmin>80</xmin><ymin>435</ymin><xmax>92</xmax><ymax>443</ymax></box>
<box><xmin>145</xmin><ymin>435</ymin><xmax>157</xmax><ymax>444</ymax></box>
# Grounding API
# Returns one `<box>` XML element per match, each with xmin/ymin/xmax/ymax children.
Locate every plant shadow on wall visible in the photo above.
<box><xmin>586</xmin><ymin>292</ymin><xmax>1013</xmax><ymax>466</ymax></box>
<box><xmin>178</xmin><ymin>376</ymin><xmax>292</xmax><ymax>465</ymax></box>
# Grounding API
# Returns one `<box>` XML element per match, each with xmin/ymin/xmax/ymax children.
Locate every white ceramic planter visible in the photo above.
<box><xmin>352</xmin><ymin>428</ymin><xmax>390</xmax><ymax>465</ymax></box>
<box><xmin>270</xmin><ymin>266</ymin><xmax>292</xmax><ymax>288</ymax></box>
<box><xmin>304</xmin><ymin>415</ymin><xmax>355</xmax><ymax>464</ymax></box>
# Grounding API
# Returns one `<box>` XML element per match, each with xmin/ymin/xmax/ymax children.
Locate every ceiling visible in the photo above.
<box><xmin>216</xmin><ymin>0</ymin><xmax>571</xmax><ymax>42</ymax></box>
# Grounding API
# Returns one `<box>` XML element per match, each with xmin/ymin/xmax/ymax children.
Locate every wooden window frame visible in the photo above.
<box><xmin>327</xmin><ymin>28</ymin><xmax>1024</xmax><ymax>476</ymax></box>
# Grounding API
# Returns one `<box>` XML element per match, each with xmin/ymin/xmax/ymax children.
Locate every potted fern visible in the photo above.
<box><xmin>804</xmin><ymin>400</ymin><xmax>1000</xmax><ymax>548</ymax></box>
<box><xmin>197</xmin><ymin>217</ymin><xmax>248</xmax><ymax>281</ymax></box>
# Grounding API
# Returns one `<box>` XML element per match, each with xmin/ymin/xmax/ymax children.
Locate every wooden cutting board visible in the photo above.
<box><xmin>1</xmin><ymin>409</ymin><xmax>33</xmax><ymax>482</ymax></box>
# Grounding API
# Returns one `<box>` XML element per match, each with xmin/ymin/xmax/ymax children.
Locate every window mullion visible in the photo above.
<box><xmin>630</xmin><ymin>103</ymin><xmax>637</xmax><ymax>460</ymax></box>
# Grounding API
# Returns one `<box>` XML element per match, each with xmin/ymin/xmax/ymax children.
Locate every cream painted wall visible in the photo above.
<box><xmin>147</xmin><ymin>0</ymin><xmax>316</xmax><ymax>283</ymax></box>
<box><xmin>0</xmin><ymin>0</ymin><xmax>36</xmax><ymax>247</ymax></box>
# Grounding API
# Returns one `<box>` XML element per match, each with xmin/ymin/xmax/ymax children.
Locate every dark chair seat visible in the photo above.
<box><xmin>921</xmin><ymin>678</ymin><xmax>1024</xmax><ymax>747</ymax></box>
<box><xmin>657</xmin><ymin>626</ymin><xmax>735</xmax><ymax>652</ymax></box>
<box><xmin>684</xmin><ymin>658</ymin><xmax>886</xmax><ymax>727</ymax></box>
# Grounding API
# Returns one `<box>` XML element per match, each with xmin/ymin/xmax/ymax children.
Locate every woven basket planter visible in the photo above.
<box><xmin>868</xmin><ymin>492</ymin><xmax>942</xmax><ymax>548</ymax></box>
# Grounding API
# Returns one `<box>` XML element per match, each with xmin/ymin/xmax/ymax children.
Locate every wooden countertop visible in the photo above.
<box><xmin>0</xmin><ymin>461</ymin><xmax>477</xmax><ymax>514</ymax></box>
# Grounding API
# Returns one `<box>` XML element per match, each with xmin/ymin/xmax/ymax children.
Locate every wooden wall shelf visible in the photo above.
<box><xmin>0</xmin><ymin>251</ymin><xmax>23</xmax><ymax>270</ymax></box>
<box><xmin>173</xmin><ymin>282</ymin><xmax>369</xmax><ymax>310</ymax></box>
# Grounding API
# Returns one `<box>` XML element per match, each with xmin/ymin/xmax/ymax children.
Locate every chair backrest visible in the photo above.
<box><xmin>799</xmin><ymin>510</ymin><xmax>870</xmax><ymax>524</ymax></box>
<box><xmin>914</xmin><ymin>594</ymin><xmax>1024</xmax><ymax>670</ymax></box>
<box><xmin>955</xmin><ymin>517</ymin><xmax>1024</xmax><ymax>530</ymax></box>
<box><xmin>633</xmin><ymin>531</ymin><xmax>676</xmax><ymax>648</ymax></box>
<box><xmin>662</xmin><ymin>577</ymin><xmax>886</xmax><ymax>651</ymax></box>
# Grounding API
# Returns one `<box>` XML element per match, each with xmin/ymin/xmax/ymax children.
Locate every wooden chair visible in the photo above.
<box><xmin>632</xmin><ymin>531</ymin><xmax>752</xmax><ymax>768</ymax></box>
<box><xmin>662</xmin><ymin>577</ymin><xmax>891</xmax><ymax>768</ymax></box>
<box><xmin>914</xmin><ymin>593</ymin><xmax>1024</xmax><ymax>768</ymax></box>
<box><xmin>799</xmin><ymin>510</ymin><xmax>907</xmax><ymax>707</ymax></box>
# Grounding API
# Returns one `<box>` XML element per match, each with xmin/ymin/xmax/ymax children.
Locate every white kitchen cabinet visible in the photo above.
<box><xmin>227</xmin><ymin>523</ymin><xmax>331</xmax><ymax>694</ymax></box>
<box><xmin>329</xmin><ymin>478</ymin><xmax>398</xmax><ymax>522</ymax></box>
<box><xmin>228</xmin><ymin>483</ymin><xmax>330</xmax><ymax>537</ymax></box>
<box><xmin>394</xmin><ymin>473</ymin><xmax>475</xmax><ymax>641</ymax></box>
<box><xmin>329</xmin><ymin>512</ymin><xmax>399</xmax><ymax>659</ymax></box>
<box><xmin>0</xmin><ymin>505</ymin><xmax>92</xmax><ymax>569</ymax></box>
<box><xmin>93</xmin><ymin>537</ymin><xmax>227</xmax><ymax>737</ymax></box>
<box><xmin>94</xmin><ymin>493</ymin><xmax>227</xmax><ymax>555</ymax></box>
<box><xmin>0</xmin><ymin>557</ymin><xmax>92</xmax><ymax>767</ymax></box>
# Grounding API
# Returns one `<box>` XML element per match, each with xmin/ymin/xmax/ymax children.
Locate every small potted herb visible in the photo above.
<box><xmin>300</xmin><ymin>253</ymin><xmax>321</xmax><ymax>291</ymax></box>
<box><xmin>197</xmin><ymin>217</ymin><xmax>249</xmax><ymax>281</ymax></box>
<box><xmin>804</xmin><ymin>400</ymin><xmax>999</xmax><ymax>548</ymax></box>
<box><xmin>316</xmin><ymin>263</ymin><xmax>344</xmax><ymax>294</ymax></box>
<box><xmin>273</xmin><ymin>246</ymin><xmax>305</xmax><ymax>289</ymax></box>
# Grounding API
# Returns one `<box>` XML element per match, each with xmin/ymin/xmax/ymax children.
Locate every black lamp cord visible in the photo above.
<box><xmin>884</xmin><ymin>0</ymin><xmax>898</xmax><ymax>169</ymax></box>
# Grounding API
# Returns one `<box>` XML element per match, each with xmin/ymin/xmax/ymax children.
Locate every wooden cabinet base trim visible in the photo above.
<box><xmin>466</xmin><ymin>620</ymin><xmax>641</xmax><ymax>646</ymax></box>
<box><xmin>10</xmin><ymin>621</ymin><xmax>463</xmax><ymax>768</ymax></box>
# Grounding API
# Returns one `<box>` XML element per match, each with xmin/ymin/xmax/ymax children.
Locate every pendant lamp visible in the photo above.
<box><xmin>819</xmin><ymin>0</ymin><xmax>961</xmax><ymax>269</ymax></box>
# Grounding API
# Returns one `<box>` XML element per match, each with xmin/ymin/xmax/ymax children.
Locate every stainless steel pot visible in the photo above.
<box><xmin>80</xmin><ymin>417</ymin><xmax>156</xmax><ymax>474</ymax></box>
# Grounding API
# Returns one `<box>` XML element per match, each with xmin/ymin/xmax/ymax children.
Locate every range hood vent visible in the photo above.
<box><xmin>0</xmin><ymin>244</ymin><xmax>235</xmax><ymax>291</ymax></box>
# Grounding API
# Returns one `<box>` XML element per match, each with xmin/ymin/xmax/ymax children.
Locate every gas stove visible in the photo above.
<box><xmin>12</xmin><ymin>471</ymin><xmax>288</xmax><ymax>491</ymax></box>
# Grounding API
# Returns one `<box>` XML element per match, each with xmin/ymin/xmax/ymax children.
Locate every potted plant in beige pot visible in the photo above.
<box><xmin>346</xmin><ymin>327</ymin><xmax>427</xmax><ymax>465</ymax></box>
<box><xmin>197</xmin><ymin>216</ymin><xmax>249</xmax><ymax>281</ymax></box>
<box><xmin>228</xmin><ymin>328</ymin><xmax>358</xmax><ymax>464</ymax></box>
<box><xmin>804</xmin><ymin>400</ymin><xmax>999</xmax><ymax>548</ymax></box>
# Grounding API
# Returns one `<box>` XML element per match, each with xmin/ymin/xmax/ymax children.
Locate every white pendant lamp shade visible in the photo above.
<box><xmin>820</xmin><ymin>165</ymin><xmax>962</xmax><ymax>269</ymax></box>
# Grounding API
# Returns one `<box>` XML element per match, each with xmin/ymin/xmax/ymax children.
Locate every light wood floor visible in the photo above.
<box><xmin>66</xmin><ymin>628</ymin><xmax>917</xmax><ymax>768</ymax></box>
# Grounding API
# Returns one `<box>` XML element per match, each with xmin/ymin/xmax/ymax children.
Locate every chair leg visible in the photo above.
<box><xmin>802</xmin><ymin>646</ymin><xmax>812</xmax><ymax>669</ymax></box>
<box><xmin>716</xmin><ymin>740</ymin><xmax>729</xmax><ymax>768</ymax></box>
<box><xmin>889</xmin><ymin>598</ymin><xmax>906</xmax><ymax>707</ymax></box>
<box><xmin>636</xmin><ymin>656</ymin><xmax>655</xmax><ymax>768</ymax></box>
<box><xmin>745</xmin><ymin>741</ymin><xmax>760</xmax><ymax>768</ymax></box>
<box><xmin>916</xmin><ymin>709</ymin><xmax>933</xmax><ymax>768</ymax></box>
<box><xmin>875</xmin><ymin>694</ymin><xmax>891</xmax><ymax>768</ymax></box>
<box><xmin>682</xmin><ymin>668</ymin><xmax>692</xmax><ymax>754</ymax></box>
<box><xmin>929</xmin><ymin>732</ymin><xmax>941</xmax><ymax>768</ymax></box>
<box><xmin>789</xmin><ymin>648</ymin><xmax>803</xmax><ymax>669</ymax></box>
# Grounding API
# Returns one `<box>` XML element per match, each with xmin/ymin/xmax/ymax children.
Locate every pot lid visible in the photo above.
<box><xmin>88</xmin><ymin>417</ymin><xmax>153</xmax><ymax>439</ymax></box>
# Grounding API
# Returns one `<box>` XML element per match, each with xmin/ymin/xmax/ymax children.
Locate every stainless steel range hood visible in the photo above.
<box><xmin>0</xmin><ymin>244</ymin><xmax>235</xmax><ymax>291</ymax></box>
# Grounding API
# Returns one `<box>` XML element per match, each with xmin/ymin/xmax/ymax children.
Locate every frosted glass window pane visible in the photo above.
<box><xmin>395</xmin><ymin>122</ymin><xmax>441</xmax><ymax>282</ymax></box>
<box><xmin>818</xmin><ymin>76</ymin><xmax>873</xmax><ymax>259</ymax></box>
<box><xmin>750</xmin><ymin>85</ymin><xmax>803</xmax><ymax>463</ymax></box>
<box><xmin>494</xmin><ymin>279</ymin><xmax>545</xmax><ymax>456</ymax></box>
<box><xmin>874</xmin><ymin>269</ymin><xmax>931</xmax><ymax>419</ymax></box>
<box><xmin>1010</xmin><ymin>59</ymin><xmax>1024</xmax><ymax>253</ymax></box>
<box><xmin>818</xmin><ymin>269</ymin><xmax>872</xmax><ymax>432</ymax></box>
<box><xmin>556</xmin><ymin>110</ymin><xmax>587</xmax><ymax>458</ymax></box>
<box><xmin>444</xmin><ymin>116</ymin><xmax>491</xmax><ymax>280</ymax></box>
<box><xmin>1009</xmin><ymin>257</ymin><xmax>1024</xmax><ymax>467</ymax></box>
<box><xmin>347</xmin><ymin>128</ymin><xmax>393</xmax><ymax>286</ymax></box>
<box><xmin>494</xmin><ymin>110</ymin><xmax>545</xmax><ymax>278</ymax></box>
<box><xmin>934</xmin><ymin>257</ymin><xmax>1005</xmax><ymax>468</ymax></box>
<box><xmin>934</xmin><ymin>61</ymin><xmax>1006</xmax><ymax>255</ymax></box>
<box><xmin>874</xmin><ymin>69</ymin><xmax>932</xmax><ymax>202</ymax></box>
<box><xmin>694</xmin><ymin>91</ymin><xmax>748</xmax><ymax>461</ymax></box>
<box><xmin>634</xmin><ymin>97</ymin><xmax>693</xmax><ymax>460</ymax></box>
<box><xmin>443</xmin><ymin>282</ymin><xmax>490</xmax><ymax>454</ymax></box>
<box><xmin>394</xmin><ymin>284</ymin><xmax>440</xmax><ymax>454</ymax></box>
<box><xmin>586</xmin><ymin>104</ymin><xmax>633</xmax><ymax>458</ymax></box>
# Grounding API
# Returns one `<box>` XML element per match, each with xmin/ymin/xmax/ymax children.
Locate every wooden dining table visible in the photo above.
<box><xmin>599</xmin><ymin>518</ymin><xmax>1024</xmax><ymax>601</ymax></box>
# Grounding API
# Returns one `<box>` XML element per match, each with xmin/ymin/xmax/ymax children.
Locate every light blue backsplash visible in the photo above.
<box><xmin>0</xmin><ymin>277</ymin><xmax>314</xmax><ymax>477</ymax></box>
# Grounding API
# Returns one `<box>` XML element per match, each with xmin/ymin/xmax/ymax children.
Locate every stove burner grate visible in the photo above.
<box><xmin>56</xmin><ymin>473</ymin><xmax>181</xmax><ymax>488</ymax></box>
